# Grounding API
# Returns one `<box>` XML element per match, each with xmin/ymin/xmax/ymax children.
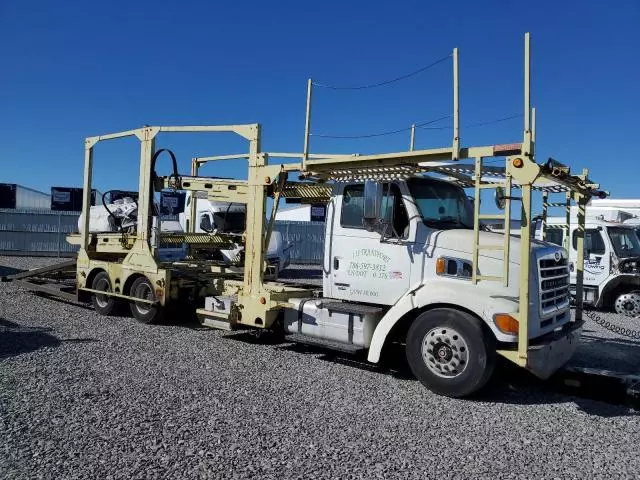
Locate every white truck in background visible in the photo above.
<box><xmin>178</xmin><ymin>192</ymin><xmax>292</xmax><ymax>274</ymax></box>
<box><xmin>535</xmin><ymin>215</ymin><xmax>640</xmax><ymax>317</ymax></box>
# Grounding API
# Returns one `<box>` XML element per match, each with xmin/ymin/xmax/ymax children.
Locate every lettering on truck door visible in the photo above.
<box><xmin>570</xmin><ymin>227</ymin><xmax>609</xmax><ymax>286</ymax></box>
<box><xmin>330</xmin><ymin>183</ymin><xmax>413</xmax><ymax>305</ymax></box>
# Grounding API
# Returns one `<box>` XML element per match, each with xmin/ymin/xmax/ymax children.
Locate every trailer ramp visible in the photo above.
<box><xmin>1</xmin><ymin>258</ymin><xmax>77</xmax><ymax>302</ymax></box>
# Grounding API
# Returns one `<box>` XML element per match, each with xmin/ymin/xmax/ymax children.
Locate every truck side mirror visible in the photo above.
<box><xmin>363</xmin><ymin>180</ymin><xmax>382</xmax><ymax>220</ymax></box>
<box><xmin>494</xmin><ymin>186</ymin><xmax>506</xmax><ymax>210</ymax></box>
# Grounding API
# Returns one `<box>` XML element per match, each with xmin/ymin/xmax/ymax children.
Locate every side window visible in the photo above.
<box><xmin>381</xmin><ymin>183</ymin><xmax>409</xmax><ymax>238</ymax></box>
<box><xmin>572</xmin><ymin>229</ymin><xmax>605</xmax><ymax>254</ymax></box>
<box><xmin>200</xmin><ymin>212</ymin><xmax>213</xmax><ymax>232</ymax></box>
<box><xmin>341</xmin><ymin>185</ymin><xmax>365</xmax><ymax>228</ymax></box>
<box><xmin>545</xmin><ymin>228</ymin><xmax>564</xmax><ymax>246</ymax></box>
<box><xmin>340</xmin><ymin>183</ymin><xmax>409</xmax><ymax>237</ymax></box>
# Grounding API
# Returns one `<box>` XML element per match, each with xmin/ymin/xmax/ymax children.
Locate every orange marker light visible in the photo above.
<box><xmin>435</xmin><ymin>257</ymin><xmax>446</xmax><ymax>275</ymax></box>
<box><xmin>495</xmin><ymin>314</ymin><xmax>519</xmax><ymax>334</ymax></box>
<box><xmin>512</xmin><ymin>158</ymin><xmax>524</xmax><ymax>168</ymax></box>
<box><xmin>259</xmin><ymin>296</ymin><xmax>266</xmax><ymax>304</ymax></box>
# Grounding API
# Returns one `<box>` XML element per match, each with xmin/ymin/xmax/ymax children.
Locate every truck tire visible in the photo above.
<box><xmin>613</xmin><ymin>290</ymin><xmax>640</xmax><ymax>317</ymax></box>
<box><xmin>405</xmin><ymin>308</ymin><xmax>496</xmax><ymax>398</ymax></box>
<box><xmin>129</xmin><ymin>276</ymin><xmax>165</xmax><ymax>324</ymax></box>
<box><xmin>91</xmin><ymin>271</ymin><xmax>123</xmax><ymax>316</ymax></box>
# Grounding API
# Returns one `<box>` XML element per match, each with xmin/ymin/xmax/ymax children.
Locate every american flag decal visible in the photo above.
<box><xmin>390</xmin><ymin>271</ymin><xmax>403</xmax><ymax>279</ymax></box>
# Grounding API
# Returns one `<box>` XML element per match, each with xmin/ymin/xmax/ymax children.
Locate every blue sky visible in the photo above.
<box><xmin>1</xmin><ymin>0</ymin><xmax>638</xmax><ymax>209</ymax></box>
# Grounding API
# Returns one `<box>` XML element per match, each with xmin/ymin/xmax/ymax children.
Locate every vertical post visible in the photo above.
<box><xmin>188</xmin><ymin>158</ymin><xmax>198</xmax><ymax>233</ymax></box>
<box><xmin>244</xmin><ymin>124</ymin><xmax>264</xmax><ymax>294</ymax></box>
<box><xmin>502</xmin><ymin>173</ymin><xmax>512</xmax><ymax>287</ymax></box>
<box><xmin>518</xmin><ymin>183</ymin><xmax>532</xmax><ymax>363</ymax></box>
<box><xmin>574</xmin><ymin>192</ymin><xmax>587</xmax><ymax>322</ymax></box>
<box><xmin>452</xmin><ymin>48</ymin><xmax>460</xmax><ymax>160</ymax></box>
<box><xmin>531</xmin><ymin>106</ymin><xmax>536</xmax><ymax>157</ymax></box>
<box><xmin>81</xmin><ymin>140</ymin><xmax>95</xmax><ymax>251</ymax></box>
<box><xmin>541</xmin><ymin>191</ymin><xmax>548</xmax><ymax>241</ymax></box>
<box><xmin>564</xmin><ymin>191</ymin><xmax>571</xmax><ymax>251</ymax></box>
<box><xmin>57</xmin><ymin>213</ymin><xmax>62</xmax><ymax>257</ymax></box>
<box><xmin>135</xmin><ymin>128</ymin><xmax>157</xmax><ymax>249</ymax></box>
<box><xmin>410</xmin><ymin>124</ymin><xmax>416</xmax><ymax>151</ymax></box>
<box><xmin>523</xmin><ymin>32</ymin><xmax>532</xmax><ymax>158</ymax></box>
<box><xmin>303</xmin><ymin>79</ymin><xmax>313</xmax><ymax>170</ymax></box>
<box><xmin>471</xmin><ymin>156</ymin><xmax>482</xmax><ymax>284</ymax></box>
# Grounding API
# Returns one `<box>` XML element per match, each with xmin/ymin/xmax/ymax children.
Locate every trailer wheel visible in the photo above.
<box><xmin>129</xmin><ymin>276</ymin><xmax>164</xmax><ymax>324</ymax></box>
<box><xmin>614</xmin><ymin>290</ymin><xmax>640</xmax><ymax>317</ymax></box>
<box><xmin>405</xmin><ymin>308</ymin><xmax>496</xmax><ymax>398</ymax></box>
<box><xmin>91</xmin><ymin>271</ymin><xmax>123</xmax><ymax>316</ymax></box>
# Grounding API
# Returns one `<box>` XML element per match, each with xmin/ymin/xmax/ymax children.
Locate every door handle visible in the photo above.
<box><xmin>334</xmin><ymin>257</ymin><xmax>339</xmax><ymax>269</ymax></box>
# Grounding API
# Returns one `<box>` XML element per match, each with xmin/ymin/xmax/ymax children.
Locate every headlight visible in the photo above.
<box><xmin>436</xmin><ymin>256</ymin><xmax>473</xmax><ymax>279</ymax></box>
<box><xmin>620</xmin><ymin>259</ymin><xmax>640</xmax><ymax>274</ymax></box>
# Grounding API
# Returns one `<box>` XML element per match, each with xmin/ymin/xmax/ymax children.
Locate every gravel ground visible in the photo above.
<box><xmin>1</xmin><ymin>256</ymin><xmax>639</xmax><ymax>479</ymax></box>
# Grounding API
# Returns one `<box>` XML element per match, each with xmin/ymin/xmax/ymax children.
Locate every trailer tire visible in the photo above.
<box><xmin>405</xmin><ymin>308</ymin><xmax>496</xmax><ymax>398</ymax></box>
<box><xmin>90</xmin><ymin>271</ymin><xmax>123</xmax><ymax>316</ymax></box>
<box><xmin>129</xmin><ymin>276</ymin><xmax>164</xmax><ymax>324</ymax></box>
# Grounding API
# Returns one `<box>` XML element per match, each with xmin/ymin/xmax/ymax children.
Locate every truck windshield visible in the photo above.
<box><xmin>608</xmin><ymin>227</ymin><xmax>640</xmax><ymax>258</ymax></box>
<box><xmin>407</xmin><ymin>177</ymin><xmax>474</xmax><ymax>229</ymax></box>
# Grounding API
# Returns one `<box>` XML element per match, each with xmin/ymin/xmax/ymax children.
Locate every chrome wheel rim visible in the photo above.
<box><xmin>421</xmin><ymin>327</ymin><xmax>469</xmax><ymax>378</ymax></box>
<box><xmin>615</xmin><ymin>292</ymin><xmax>640</xmax><ymax>317</ymax></box>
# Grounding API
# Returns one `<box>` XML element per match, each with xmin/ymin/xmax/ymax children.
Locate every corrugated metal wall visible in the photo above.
<box><xmin>0</xmin><ymin>208</ymin><xmax>80</xmax><ymax>256</ymax></box>
<box><xmin>0</xmin><ymin>210</ymin><xmax>325</xmax><ymax>263</ymax></box>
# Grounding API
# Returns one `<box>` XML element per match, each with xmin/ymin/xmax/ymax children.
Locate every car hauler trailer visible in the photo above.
<box><xmin>2</xmin><ymin>33</ymin><xmax>615</xmax><ymax>399</ymax></box>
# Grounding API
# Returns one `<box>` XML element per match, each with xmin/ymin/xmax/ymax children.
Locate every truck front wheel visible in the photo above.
<box><xmin>613</xmin><ymin>290</ymin><xmax>640</xmax><ymax>317</ymax></box>
<box><xmin>406</xmin><ymin>308</ymin><xmax>496</xmax><ymax>398</ymax></box>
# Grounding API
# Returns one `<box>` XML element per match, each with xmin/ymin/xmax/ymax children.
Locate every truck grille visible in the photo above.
<box><xmin>539</xmin><ymin>257</ymin><xmax>570</xmax><ymax>312</ymax></box>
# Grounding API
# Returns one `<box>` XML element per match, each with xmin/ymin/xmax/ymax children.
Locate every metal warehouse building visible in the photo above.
<box><xmin>0</xmin><ymin>183</ymin><xmax>51</xmax><ymax>209</ymax></box>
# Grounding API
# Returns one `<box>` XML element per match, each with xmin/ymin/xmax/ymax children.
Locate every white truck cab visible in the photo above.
<box><xmin>535</xmin><ymin>216</ymin><xmax>640</xmax><ymax>316</ymax></box>
<box><xmin>284</xmin><ymin>175</ymin><xmax>577</xmax><ymax>397</ymax></box>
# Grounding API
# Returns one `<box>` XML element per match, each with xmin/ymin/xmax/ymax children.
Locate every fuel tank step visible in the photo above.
<box><xmin>284</xmin><ymin>333</ymin><xmax>364</xmax><ymax>354</ymax></box>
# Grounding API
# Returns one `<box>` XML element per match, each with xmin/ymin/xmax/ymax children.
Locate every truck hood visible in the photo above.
<box><xmin>429</xmin><ymin>228</ymin><xmax>557</xmax><ymax>266</ymax></box>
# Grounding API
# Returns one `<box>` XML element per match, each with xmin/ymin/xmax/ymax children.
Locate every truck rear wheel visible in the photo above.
<box><xmin>129</xmin><ymin>276</ymin><xmax>165</xmax><ymax>324</ymax></box>
<box><xmin>406</xmin><ymin>308</ymin><xmax>496</xmax><ymax>398</ymax></box>
<box><xmin>614</xmin><ymin>290</ymin><xmax>640</xmax><ymax>317</ymax></box>
<box><xmin>91</xmin><ymin>271</ymin><xmax>123</xmax><ymax>316</ymax></box>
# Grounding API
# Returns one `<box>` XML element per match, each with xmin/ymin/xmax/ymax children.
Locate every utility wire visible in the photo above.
<box><xmin>417</xmin><ymin>113</ymin><xmax>523</xmax><ymax>131</ymax></box>
<box><xmin>312</xmin><ymin>54</ymin><xmax>452</xmax><ymax>90</ymax></box>
<box><xmin>310</xmin><ymin>115</ymin><xmax>452</xmax><ymax>140</ymax></box>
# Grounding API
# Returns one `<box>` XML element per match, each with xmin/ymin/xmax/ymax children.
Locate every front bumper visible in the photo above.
<box><xmin>525</xmin><ymin>319</ymin><xmax>583</xmax><ymax>380</ymax></box>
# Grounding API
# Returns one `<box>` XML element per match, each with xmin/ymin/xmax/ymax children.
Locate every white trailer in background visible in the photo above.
<box><xmin>274</xmin><ymin>204</ymin><xmax>311</xmax><ymax>222</ymax></box>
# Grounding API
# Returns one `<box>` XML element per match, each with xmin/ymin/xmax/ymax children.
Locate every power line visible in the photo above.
<box><xmin>312</xmin><ymin>54</ymin><xmax>452</xmax><ymax>91</ymax></box>
<box><xmin>311</xmin><ymin>115</ymin><xmax>452</xmax><ymax>140</ymax></box>
<box><xmin>417</xmin><ymin>113</ymin><xmax>523</xmax><ymax>131</ymax></box>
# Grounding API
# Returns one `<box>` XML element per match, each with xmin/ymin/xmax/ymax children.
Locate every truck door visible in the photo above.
<box><xmin>328</xmin><ymin>182</ymin><xmax>413</xmax><ymax>305</ymax></box>
<box><xmin>570</xmin><ymin>227</ymin><xmax>609</xmax><ymax>287</ymax></box>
